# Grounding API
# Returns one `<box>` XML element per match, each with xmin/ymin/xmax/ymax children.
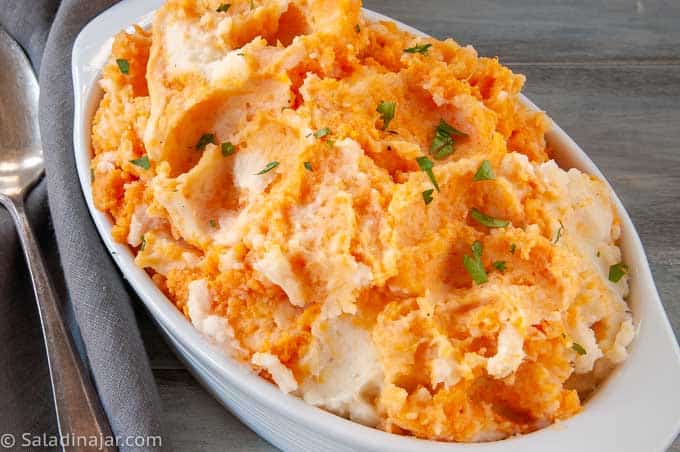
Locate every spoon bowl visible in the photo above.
<box><xmin>0</xmin><ymin>27</ymin><xmax>42</xmax><ymax>199</ymax></box>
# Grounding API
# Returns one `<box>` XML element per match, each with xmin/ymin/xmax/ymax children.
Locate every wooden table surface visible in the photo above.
<box><xmin>135</xmin><ymin>1</ymin><xmax>680</xmax><ymax>450</ymax></box>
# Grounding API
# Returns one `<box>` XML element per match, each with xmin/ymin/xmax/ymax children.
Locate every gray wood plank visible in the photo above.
<box><xmin>155</xmin><ymin>370</ymin><xmax>276</xmax><ymax>451</ymax></box>
<box><xmin>363</xmin><ymin>0</ymin><xmax>680</xmax><ymax>63</ymax></box>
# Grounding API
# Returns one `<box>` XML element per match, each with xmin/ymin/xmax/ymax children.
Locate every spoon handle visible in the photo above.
<box><xmin>1</xmin><ymin>196</ymin><xmax>115</xmax><ymax>451</ymax></box>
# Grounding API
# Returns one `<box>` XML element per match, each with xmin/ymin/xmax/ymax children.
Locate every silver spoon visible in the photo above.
<box><xmin>0</xmin><ymin>28</ymin><xmax>115</xmax><ymax>449</ymax></box>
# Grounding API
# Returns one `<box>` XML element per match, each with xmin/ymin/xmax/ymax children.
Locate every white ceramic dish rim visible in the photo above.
<box><xmin>72</xmin><ymin>1</ymin><xmax>680</xmax><ymax>450</ymax></box>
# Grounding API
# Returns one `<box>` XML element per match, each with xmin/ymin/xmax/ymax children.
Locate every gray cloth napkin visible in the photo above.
<box><xmin>0</xmin><ymin>1</ymin><xmax>165</xmax><ymax>450</ymax></box>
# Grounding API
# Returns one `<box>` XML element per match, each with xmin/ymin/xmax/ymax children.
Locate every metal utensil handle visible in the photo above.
<box><xmin>2</xmin><ymin>196</ymin><xmax>115</xmax><ymax>451</ymax></box>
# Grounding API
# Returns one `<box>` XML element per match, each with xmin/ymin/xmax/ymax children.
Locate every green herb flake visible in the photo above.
<box><xmin>464</xmin><ymin>240</ymin><xmax>488</xmax><ymax>284</ymax></box>
<box><xmin>470</xmin><ymin>208</ymin><xmax>510</xmax><ymax>228</ymax></box>
<box><xmin>430</xmin><ymin>129</ymin><xmax>453</xmax><ymax>159</ymax></box>
<box><xmin>326</xmin><ymin>139</ymin><xmax>335</xmax><ymax>148</ymax></box>
<box><xmin>255</xmin><ymin>161</ymin><xmax>279</xmax><ymax>175</ymax></box>
<box><xmin>116</xmin><ymin>58</ymin><xmax>130</xmax><ymax>74</ymax></box>
<box><xmin>355</xmin><ymin>24</ymin><xmax>361</xmax><ymax>33</ymax></box>
<box><xmin>209</xmin><ymin>219</ymin><xmax>218</xmax><ymax>228</ymax></box>
<box><xmin>422</xmin><ymin>189</ymin><xmax>434</xmax><ymax>205</ymax></box>
<box><xmin>139</xmin><ymin>235</ymin><xmax>146</xmax><ymax>251</ymax></box>
<box><xmin>608</xmin><ymin>263</ymin><xmax>628</xmax><ymax>283</ymax></box>
<box><xmin>493</xmin><ymin>261</ymin><xmax>507</xmax><ymax>273</ymax></box>
<box><xmin>304</xmin><ymin>161</ymin><xmax>313</xmax><ymax>171</ymax></box>
<box><xmin>90</xmin><ymin>168</ymin><xmax>95</xmax><ymax>180</ymax></box>
<box><xmin>473</xmin><ymin>159</ymin><xmax>495</xmax><ymax>181</ymax></box>
<box><xmin>376</xmin><ymin>100</ymin><xmax>396</xmax><ymax>130</ymax></box>
<box><xmin>554</xmin><ymin>220</ymin><xmax>565</xmax><ymax>243</ymax></box>
<box><xmin>429</xmin><ymin>119</ymin><xmax>467</xmax><ymax>160</ymax></box>
<box><xmin>196</xmin><ymin>133</ymin><xmax>216</xmax><ymax>150</ymax></box>
<box><xmin>130</xmin><ymin>155</ymin><xmax>150</xmax><ymax>170</ymax></box>
<box><xmin>471</xmin><ymin>240</ymin><xmax>483</xmax><ymax>258</ymax></box>
<box><xmin>572</xmin><ymin>342</ymin><xmax>587</xmax><ymax>356</ymax></box>
<box><xmin>416</xmin><ymin>156</ymin><xmax>439</xmax><ymax>192</ymax></box>
<box><xmin>404</xmin><ymin>43</ymin><xmax>432</xmax><ymax>54</ymax></box>
<box><xmin>313</xmin><ymin>127</ymin><xmax>331</xmax><ymax>139</ymax></box>
<box><xmin>216</xmin><ymin>3</ymin><xmax>231</xmax><ymax>12</ymax></box>
<box><xmin>221</xmin><ymin>142</ymin><xmax>236</xmax><ymax>156</ymax></box>
<box><xmin>436</xmin><ymin>119</ymin><xmax>468</xmax><ymax>138</ymax></box>
<box><xmin>510</xmin><ymin>243</ymin><xmax>516</xmax><ymax>254</ymax></box>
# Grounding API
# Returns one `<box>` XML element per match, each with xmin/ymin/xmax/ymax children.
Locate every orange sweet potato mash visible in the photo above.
<box><xmin>91</xmin><ymin>0</ymin><xmax>634</xmax><ymax>441</ymax></box>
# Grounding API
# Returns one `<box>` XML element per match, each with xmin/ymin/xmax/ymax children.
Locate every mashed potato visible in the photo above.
<box><xmin>91</xmin><ymin>0</ymin><xmax>634</xmax><ymax>441</ymax></box>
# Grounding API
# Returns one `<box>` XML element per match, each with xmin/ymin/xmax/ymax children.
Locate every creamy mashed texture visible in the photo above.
<box><xmin>90</xmin><ymin>0</ymin><xmax>634</xmax><ymax>441</ymax></box>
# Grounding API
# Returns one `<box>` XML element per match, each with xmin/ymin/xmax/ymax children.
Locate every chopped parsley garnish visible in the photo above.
<box><xmin>326</xmin><ymin>139</ymin><xmax>335</xmax><ymax>148</ymax></box>
<box><xmin>416</xmin><ymin>156</ymin><xmax>439</xmax><ymax>192</ymax></box>
<box><xmin>404</xmin><ymin>43</ymin><xmax>432</xmax><ymax>54</ymax></box>
<box><xmin>608</xmin><ymin>263</ymin><xmax>628</xmax><ymax>283</ymax></box>
<box><xmin>473</xmin><ymin>160</ymin><xmax>495</xmax><ymax>181</ymax></box>
<box><xmin>437</xmin><ymin>119</ymin><xmax>467</xmax><ymax>137</ymax></box>
<box><xmin>130</xmin><ymin>155</ymin><xmax>150</xmax><ymax>170</ymax></box>
<box><xmin>216</xmin><ymin>3</ymin><xmax>231</xmax><ymax>12</ymax></box>
<box><xmin>470</xmin><ymin>208</ymin><xmax>510</xmax><ymax>228</ymax></box>
<box><xmin>572</xmin><ymin>342</ymin><xmax>587</xmax><ymax>356</ymax></box>
<box><xmin>430</xmin><ymin>129</ymin><xmax>454</xmax><ymax>159</ymax></box>
<box><xmin>221</xmin><ymin>142</ymin><xmax>235</xmax><ymax>156</ymax></box>
<box><xmin>116</xmin><ymin>58</ymin><xmax>130</xmax><ymax>74</ymax></box>
<box><xmin>464</xmin><ymin>240</ymin><xmax>488</xmax><ymax>285</ymax></box>
<box><xmin>510</xmin><ymin>243</ymin><xmax>516</xmax><ymax>254</ymax></box>
<box><xmin>196</xmin><ymin>133</ymin><xmax>216</xmax><ymax>150</ymax></box>
<box><xmin>313</xmin><ymin>127</ymin><xmax>331</xmax><ymax>139</ymax></box>
<box><xmin>139</xmin><ymin>235</ymin><xmax>146</xmax><ymax>251</ymax></box>
<box><xmin>429</xmin><ymin>119</ymin><xmax>467</xmax><ymax>160</ymax></box>
<box><xmin>471</xmin><ymin>241</ymin><xmax>482</xmax><ymax>257</ymax></box>
<box><xmin>304</xmin><ymin>161</ymin><xmax>313</xmax><ymax>171</ymax></box>
<box><xmin>255</xmin><ymin>161</ymin><xmax>279</xmax><ymax>175</ymax></box>
<box><xmin>493</xmin><ymin>261</ymin><xmax>507</xmax><ymax>272</ymax></box>
<box><xmin>376</xmin><ymin>100</ymin><xmax>396</xmax><ymax>130</ymax></box>
<box><xmin>355</xmin><ymin>24</ymin><xmax>361</xmax><ymax>33</ymax></box>
<box><xmin>422</xmin><ymin>189</ymin><xmax>434</xmax><ymax>205</ymax></box>
<box><xmin>209</xmin><ymin>219</ymin><xmax>218</xmax><ymax>228</ymax></box>
<box><xmin>554</xmin><ymin>220</ymin><xmax>565</xmax><ymax>243</ymax></box>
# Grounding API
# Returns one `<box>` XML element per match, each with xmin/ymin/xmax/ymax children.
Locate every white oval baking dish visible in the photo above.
<box><xmin>72</xmin><ymin>1</ymin><xmax>680</xmax><ymax>450</ymax></box>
